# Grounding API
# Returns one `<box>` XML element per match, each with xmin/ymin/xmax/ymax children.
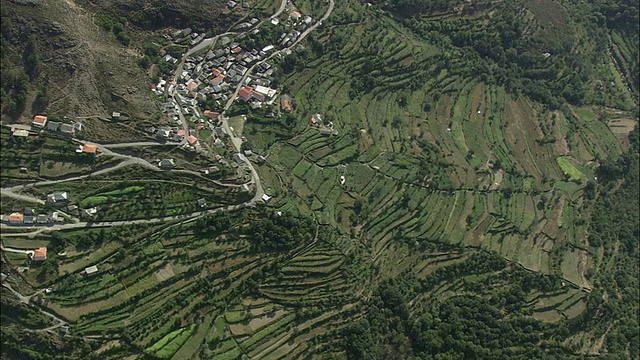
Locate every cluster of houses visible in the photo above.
<box><xmin>10</xmin><ymin>115</ymin><xmax>83</xmax><ymax>138</ymax></box>
<box><xmin>1</xmin><ymin>191</ymin><xmax>99</xmax><ymax>227</ymax></box>
<box><xmin>148</xmin><ymin>126</ymin><xmax>200</xmax><ymax>145</ymax></box>
<box><xmin>172</xmin><ymin>34</ymin><xmax>278</xmax><ymax>107</ymax></box>
<box><xmin>154</xmin><ymin>8</ymin><xmax>314</xmax><ymax>130</ymax></box>
<box><xmin>310</xmin><ymin>113</ymin><xmax>339</xmax><ymax>136</ymax></box>
<box><xmin>238</xmin><ymin>84</ymin><xmax>278</xmax><ymax>109</ymax></box>
<box><xmin>3</xmin><ymin>207</ymin><xmax>66</xmax><ymax>226</ymax></box>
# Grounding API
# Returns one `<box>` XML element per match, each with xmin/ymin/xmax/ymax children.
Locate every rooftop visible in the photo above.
<box><xmin>33</xmin><ymin>247</ymin><xmax>47</xmax><ymax>261</ymax></box>
<box><xmin>82</xmin><ymin>144</ymin><xmax>98</xmax><ymax>154</ymax></box>
<box><xmin>33</xmin><ymin>115</ymin><xmax>48</xmax><ymax>127</ymax></box>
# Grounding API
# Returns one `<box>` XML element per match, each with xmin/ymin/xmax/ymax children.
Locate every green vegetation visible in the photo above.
<box><xmin>556</xmin><ymin>157</ymin><xmax>583</xmax><ymax>181</ymax></box>
<box><xmin>79</xmin><ymin>186</ymin><xmax>144</xmax><ymax>208</ymax></box>
<box><xmin>0</xmin><ymin>32</ymin><xmax>42</xmax><ymax>116</ymax></box>
<box><xmin>1</xmin><ymin>0</ymin><xmax>638</xmax><ymax>358</ymax></box>
<box><xmin>145</xmin><ymin>324</ymin><xmax>196</xmax><ymax>358</ymax></box>
<box><xmin>96</xmin><ymin>12</ymin><xmax>131</xmax><ymax>46</ymax></box>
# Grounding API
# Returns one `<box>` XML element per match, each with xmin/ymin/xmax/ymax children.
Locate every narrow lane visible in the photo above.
<box><xmin>1</xmin><ymin>0</ymin><xmax>334</xmax><ymax>233</ymax></box>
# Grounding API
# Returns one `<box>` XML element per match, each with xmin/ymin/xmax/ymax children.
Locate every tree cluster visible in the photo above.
<box><xmin>245</xmin><ymin>210</ymin><xmax>314</xmax><ymax>251</ymax></box>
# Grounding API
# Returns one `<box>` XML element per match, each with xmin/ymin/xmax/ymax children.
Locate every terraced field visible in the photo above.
<box><xmin>2</xmin><ymin>0</ymin><xmax>636</xmax><ymax>358</ymax></box>
<box><xmin>265</xmin><ymin>0</ymin><xmax>631</xmax><ymax>335</ymax></box>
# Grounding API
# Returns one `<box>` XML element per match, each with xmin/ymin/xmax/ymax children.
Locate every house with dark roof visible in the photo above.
<box><xmin>47</xmin><ymin>121</ymin><xmax>60</xmax><ymax>132</ymax></box>
<box><xmin>46</xmin><ymin>192</ymin><xmax>68</xmax><ymax>204</ymax></box>
<box><xmin>60</xmin><ymin>123</ymin><xmax>75</xmax><ymax>135</ymax></box>
<box><xmin>81</xmin><ymin>207</ymin><xmax>97</xmax><ymax>219</ymax></box>
<box><xmin>156</xmin><ymin>129</ymin><xmax>171</xmax><ymax>140</ymax></box>
<box><xmin>159</xmin><ymin>159</ymin><xmax>175</xmax><ymax>168</ymax></box>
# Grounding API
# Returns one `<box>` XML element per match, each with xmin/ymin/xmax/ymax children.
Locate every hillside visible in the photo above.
<box><xmin>0</xmin><ymin>0</ymin><xmax>638</xmax><ymax>359</ymax></box>
<box><xmin>0</xmin><ymin>0</ymin><xmax>246</xmax><ymax>124</ymax></box>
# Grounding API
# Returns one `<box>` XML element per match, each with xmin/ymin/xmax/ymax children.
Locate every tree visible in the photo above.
<box><xmin>24</xmin><ymin>35</ymin><xmax>40</xmax><ymax>79</ymax></box>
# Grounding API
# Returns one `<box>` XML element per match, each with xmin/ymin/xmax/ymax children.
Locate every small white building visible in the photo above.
<box><xmin>85</xmin><ymin>265</ymin><xmax>98</xmax><ymax>275</ymax></box>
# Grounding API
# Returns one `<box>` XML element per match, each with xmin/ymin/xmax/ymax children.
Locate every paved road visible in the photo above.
<box><xmin>101</xmin><ymin>141</ymin><xmax>178</xmax><ymax>149</ymax></box>
<box><xmin>1</xmin><ymin>282</ymin><xmax>68</xmax><ymax>332</ymax></box>
<box><xmin>218</xmin><ymin>0</ymin><xmax>334</xmax><ymax>204</ymax></box>
<box><xmin>271</xmin><ymin>0</ymin><xmax>288</xmax><ymax>19</ymax></box>
<box><xmin>222</xmin><ymin>0</ymin><xmax>334</xmax><ymax>112</ymax></box>
<box><xmin>1</xmin><ymin>201</ymin><xmax>251</xmax><ymax>237</ymax></box>
<box><xmin>1</xmin><ymin>0</ymin><xmax>332</xmax><ymax>230</ymax></box>
<box><xmin>0</xmin><ymin>244</ymin><xmax>34</xmax><ymax>257</ymax></box>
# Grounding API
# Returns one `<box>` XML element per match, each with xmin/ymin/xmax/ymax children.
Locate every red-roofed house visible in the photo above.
<box><xmin>187</xmin><ymin>135</ymin><xmax>198</xmax><ymax>145</ymax></box>
<box><xmin>212</xmin><ymin>68</ymin><xmax>222</xmax><ymax>77</ymax></box>
<box><xmin>239</xmin><ymin>86</ymin><xmax>253</xmax><ymax>101</ymax></box>
<box><xmin>281</xmin><ymin>96</ymin><xmax>293</xmax><ymax>112</ymax></box>
<box><xmin>251</xmin><ymin>91</ymin><xmax>265</xmax><ymax>102</ymax></box>
<box><xmin>33</xmin><ymin>247</ymin><xmax>47</xmax><ymax>261</ymax></box>
<box><xmin>211</xmin><ymin>74</ymin><xmax>225</xmax><ymax>86</ymax></box>
<box><xmin>33</xmin><ymin>115</ymin><xmax>48</xmax><ymax>127</ymax></box>
<box><xmin>291</xmin><ymin>11</ymin><xmax>301</xmax><ymax>19</ymax></box>
<box><xmin>176</xmin><ymin>129</ymin><xmax>186</xmax><ymax>137</ymax></box>
<box><xmin>231</xmin><ymin>46</ymin><xmax>242</xmax><ymax>54</ymax></box>
<box><xmin>9</xmin><ymin>212</ymin><xmax>24</xmax><ymax>224</ymax></box>
<box><xmin>204</xmin><ymin>110</ymin><xmax>219</xmax><ymax>119</ymax></box>
<box><xmin>187</xmin><ymin>81</ymin><xmax>198</xmax><ymax>91</ymax></box>
<box><xmin>82</xmin><ymin>144</ymin><xmax>98</xmax><ymax>154</ymax></box>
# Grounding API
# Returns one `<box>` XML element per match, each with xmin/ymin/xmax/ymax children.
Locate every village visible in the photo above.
<box><xmin>0</xmin><ymin>2</ymin><xmax>339</xmax><ymax>271</ymax></box>
<box><xmin>149</xmin><ymin>2</ymin><xmax>337</xmax><ymax>153</ymax></box>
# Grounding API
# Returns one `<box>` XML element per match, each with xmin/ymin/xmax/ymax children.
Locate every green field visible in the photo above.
<box><xmin>556</xmin><ymin>157</ymin><xmax>583</xmax><ymax>181</ymax></box>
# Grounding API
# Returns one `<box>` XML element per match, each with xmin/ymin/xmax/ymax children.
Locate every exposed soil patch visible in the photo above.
<box><xmin>249</xmin><ymin>309</ymin><xmax>287</xmax><ymax>331</ymax></box>
<box><xmin>155</xmin><ymin>263</ymin><xmax>175</xmax><ymax>282</ymax></box>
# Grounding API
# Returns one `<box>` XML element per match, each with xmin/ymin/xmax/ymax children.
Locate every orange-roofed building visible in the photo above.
<box><xmin>251</xmin><ymin>91</ymin><xmax>265</xmax><ymax>102</ymax></box>
<box><xmin>176</xmin><ymin>129</ymin><xmax>186</xmax><ymax>137</ymax></box>
<box><xmin>33</xmin><ymin>247</ymin><xmax>47</xmax><ymax>261</ymax></box>
<box><xmin>239</xmin><ymin>86</ymin><xmax>253</xmax><ymax>101</ymax></box>
<box><xmin>281</xmin><ymin>99</ymin><xmax>292</xmax><ymax>112</ymax></box>
<box><xmin>210</xmin><ymin>74</ymin><xmax>225</xmax><ymax>85</ymax></box>
<box><xmin>291</xmin><ymin>11</ymin><xmax>301</xmax><ymax>19</ymax></box>
<box><xmin>9</xmin><ymin>212</ymin><xmax>24</xmax><ymax>224</ymax></box>
<box><xmin>187</xmin><ymin>135</ymin><xmax>198</xmax><ymax>145</ymax></box>
<box><xmin>212</xmin><ymin>68</ymin><xmax>222</xmax><ymax>77</ymax></box>
<box><xmin>33</xmin><ymin>115</ymin><xmax>48</xmax><ymax>127</ymax></box>
<box><xmin>231</xmin><ymin>46</ymin><xmax>242</xmax><ymax>54</ymax></box>
<box><xmin>82</xmin><ymin>144</ymin><xmax>98</xmax><ymax>154</ymax></box>
<box><xmin>204</xmin><ymin>110</ymin><xmax>219</xmax><ymax>119</ymax></box>
<box><xmin>187</xmin><ymin>81</ymin><xmax>198</xmax><ymax>91</ymax></box>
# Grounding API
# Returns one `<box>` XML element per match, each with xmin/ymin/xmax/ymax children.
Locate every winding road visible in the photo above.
<box><xmin>1</xmin><ymin>0</ymin><xmax>334</xmax><ymax>231</ymax></box>
<box><xmin>0</xmin><ymin>0</ymin><xmax>334</xmax><ymax>328</ymax></box>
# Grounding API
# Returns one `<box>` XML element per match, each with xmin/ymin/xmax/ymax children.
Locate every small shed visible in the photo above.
<box><xmin>84</xmin><ymin>265</ymin><xmax>98</xmax><ymax>275</ymax></box>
